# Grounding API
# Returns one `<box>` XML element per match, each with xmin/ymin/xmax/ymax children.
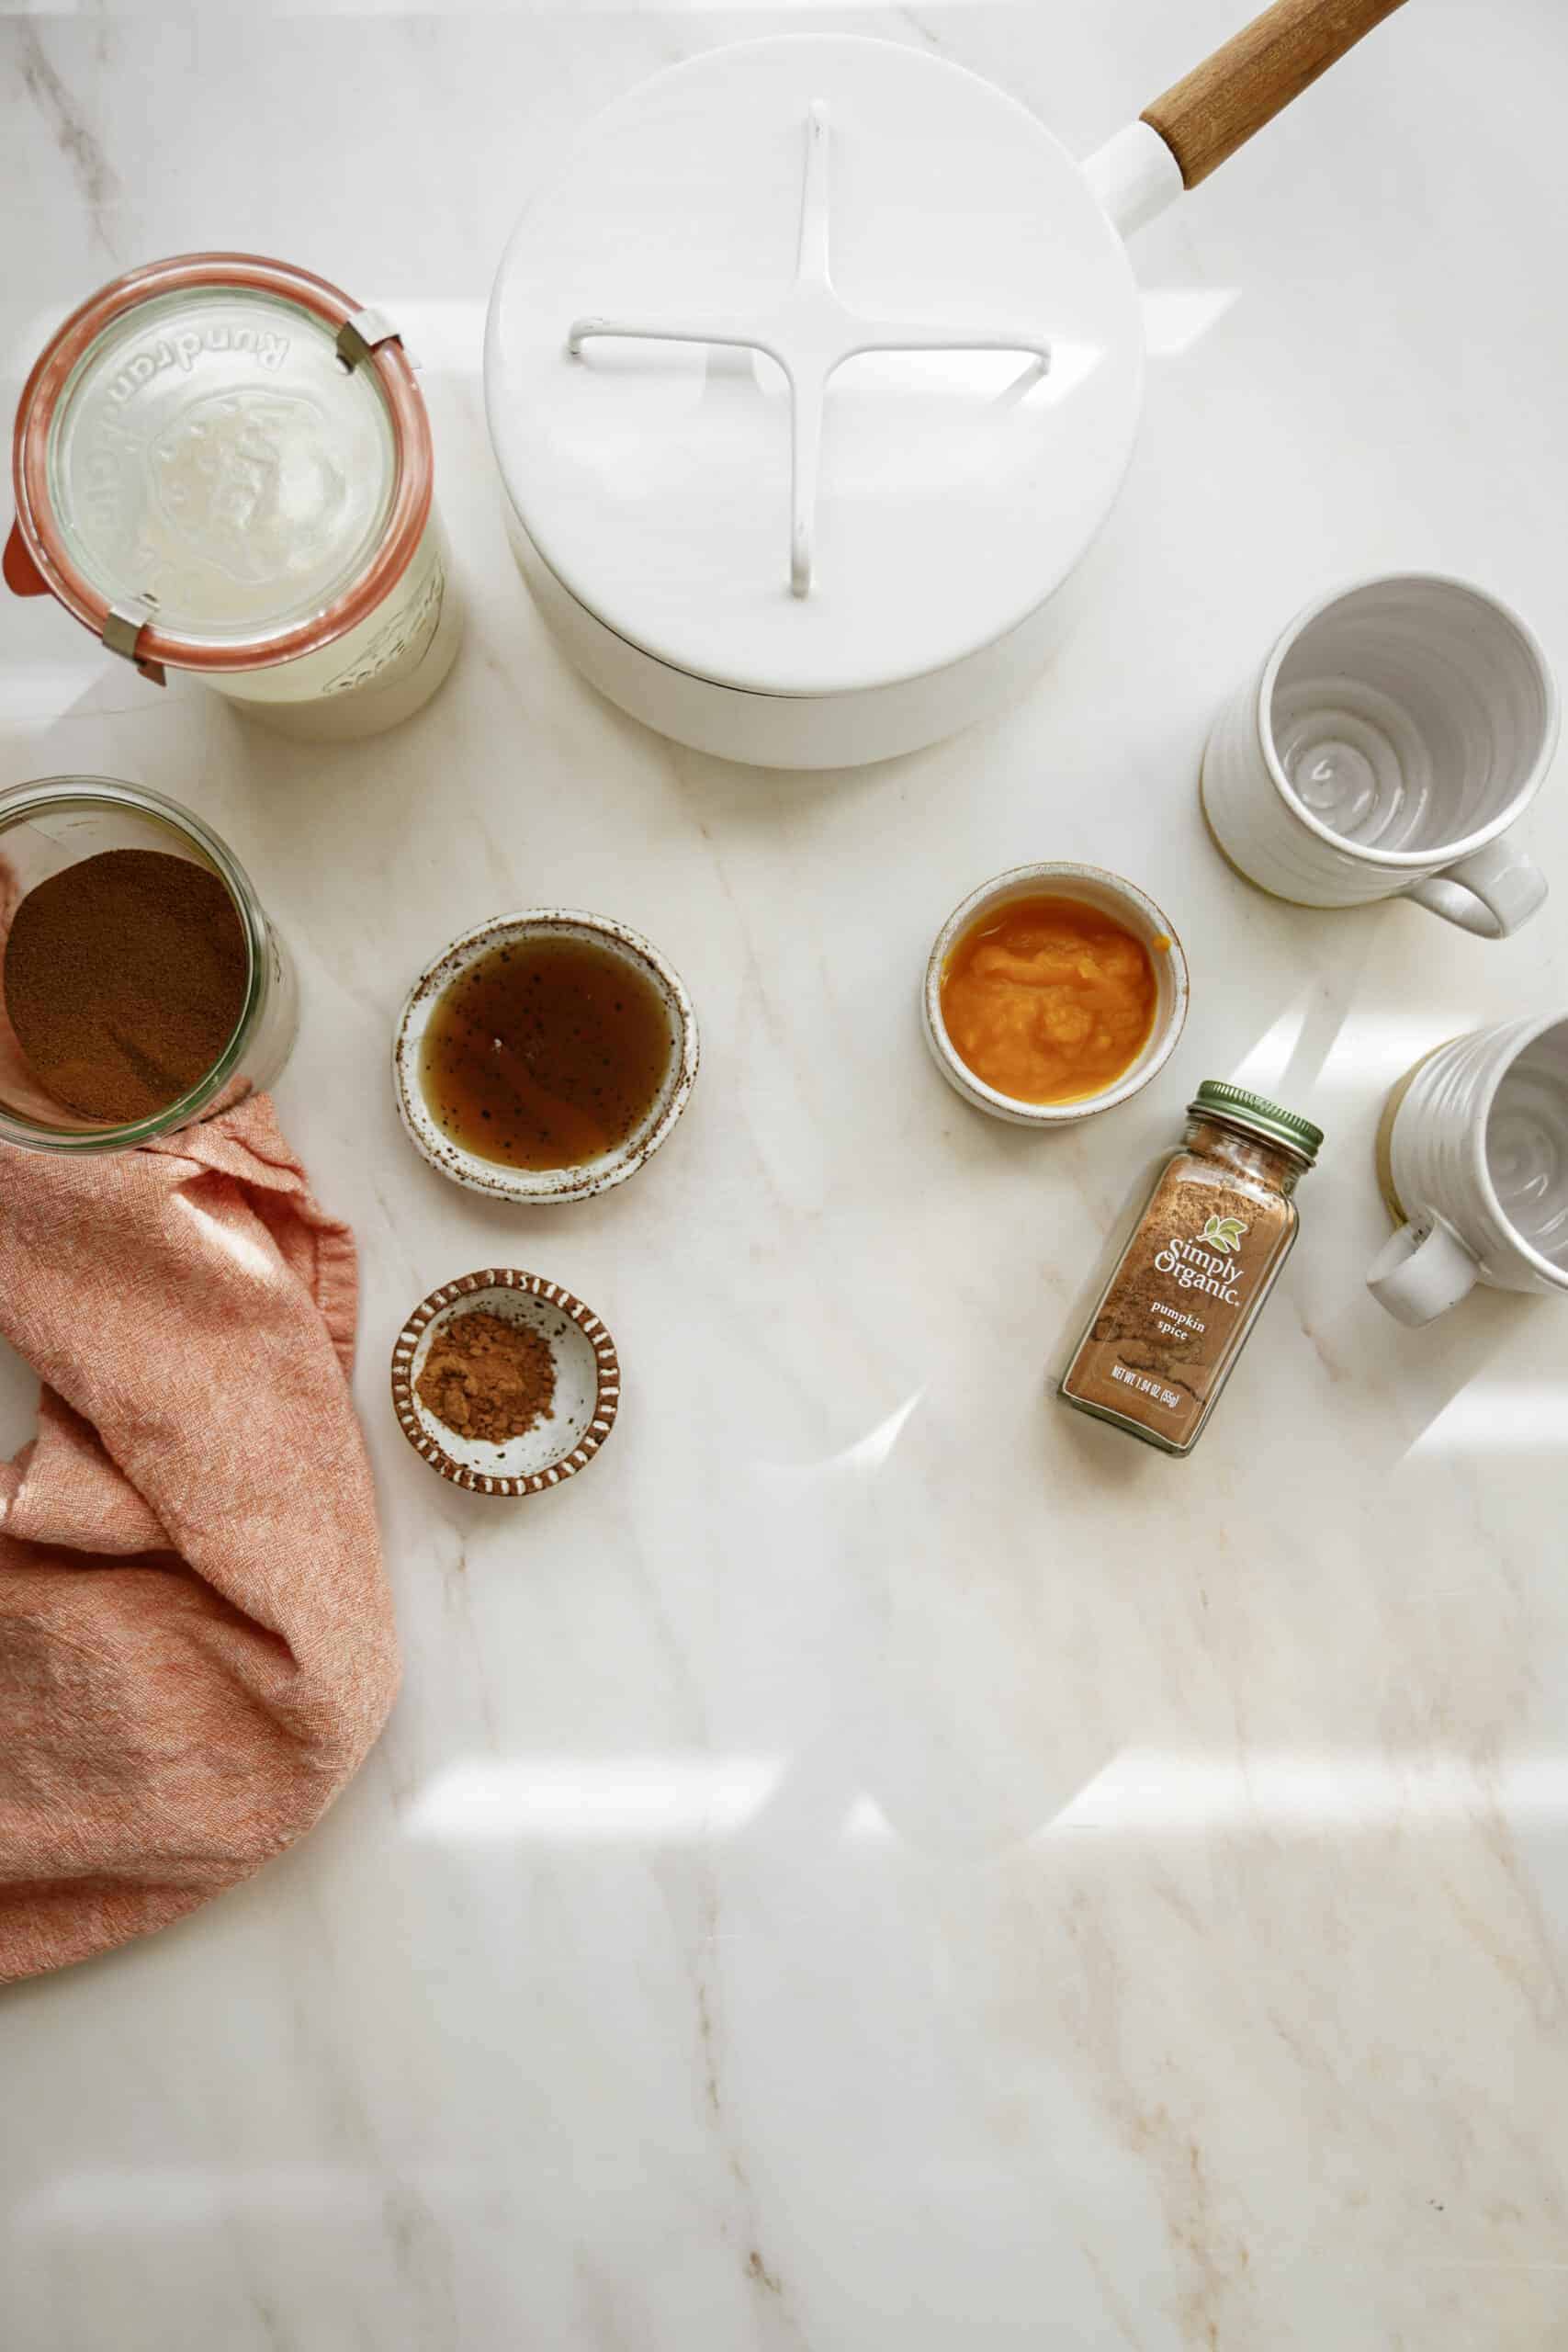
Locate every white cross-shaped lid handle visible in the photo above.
<box><xmin>568</xmin><ymin>102</ymin><xmax>1054</xmax><ymax>599</ymax></box>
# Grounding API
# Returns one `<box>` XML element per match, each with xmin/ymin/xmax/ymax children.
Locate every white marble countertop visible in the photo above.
<box><xmin>5</xmin><ymin>5</ymin><xmax>1568</xmax><ymax>2346</ymax></box>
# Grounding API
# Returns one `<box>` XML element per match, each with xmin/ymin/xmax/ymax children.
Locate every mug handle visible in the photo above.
<box><xmin>1367</xmin><ymin>1210</ymin><xmax>1480</xmax><ymax>1326</ymax></box>
<box><xmin>1401</xmin><ymin>838</ymin><xmax>1548</xmax><ymax>938</ymax></box>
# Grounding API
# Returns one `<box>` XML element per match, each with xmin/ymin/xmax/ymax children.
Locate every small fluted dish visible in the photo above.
<box><xmin>390</xmin><ymin>1267</ymin><xmax>620</xmax><ymax>1498</ymax></box>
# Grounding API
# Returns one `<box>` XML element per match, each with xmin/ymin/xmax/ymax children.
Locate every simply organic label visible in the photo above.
<box><xmin>1151</xmin><ymin>1213</ymin><xmax>1251</xmax><ymax>1306</ymax></box>
<box><xmin>1062</xmin><ymin>1172</ymin><xmax>1292</xmax><ymax>1448</ymax></box>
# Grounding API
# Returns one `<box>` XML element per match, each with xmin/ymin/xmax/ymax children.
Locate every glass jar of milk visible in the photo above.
<box><xmin>6</xmin><ymin>253</ymin><xmax>462</xmax><ymax>741</ymax></box>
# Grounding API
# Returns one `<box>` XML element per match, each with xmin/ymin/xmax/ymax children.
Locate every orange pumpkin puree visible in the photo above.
<box><xmin>940</xmin><ymin>894</ymin><xmax>1158</xmax><ymax>1105</ymax></box>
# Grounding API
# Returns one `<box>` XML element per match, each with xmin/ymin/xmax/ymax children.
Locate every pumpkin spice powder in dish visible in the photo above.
<box><xmin>390</xmin><ymin>1269</ymin><xmax>621</xmax><ymax>1500</ymax></box>
<box><xmin>415</xmin><ymin>1308</ymin><xmax>557</xmax><ymax>1444</ymax></box>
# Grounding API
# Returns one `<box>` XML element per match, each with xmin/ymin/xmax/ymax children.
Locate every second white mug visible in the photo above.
<box><xmin>1201</xmin><ymin>575</ymin><xmax>1557</xmax><ymax>938</ymax></box>
<box><xmin>1369</xmin><ymin>1012</ymin><xmax>1568</xmax><ymax>1325</ymax></box>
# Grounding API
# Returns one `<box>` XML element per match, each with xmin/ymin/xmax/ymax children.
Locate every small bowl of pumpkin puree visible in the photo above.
<box><xmin>922</xmin><ymin>863</ymin><xmax>1189</xmax><ymax>1125</ymax></box>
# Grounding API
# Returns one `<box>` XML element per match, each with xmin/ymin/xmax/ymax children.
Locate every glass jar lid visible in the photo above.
<box><xmin>9</xmin><ymin>254</ymin><xmax>434</xmax><ymax>673</ymax></box>
<box><xmin>1190</xmin><ymin>1080</ymin><xmax>1324</xmax><ymax>1162</ymax></box>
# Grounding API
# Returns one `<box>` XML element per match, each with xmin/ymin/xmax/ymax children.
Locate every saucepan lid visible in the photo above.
<box><xmin>485</xmin><ymin>36</ymin><xmax>1145</xmax><ymax>702</ymax></box>
<box><xmin>7</xmin><ymin>252</ymin><xmax>434</xmax><ymax>677</ymax></box>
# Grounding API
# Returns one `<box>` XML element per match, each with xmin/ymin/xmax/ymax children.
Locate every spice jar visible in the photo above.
<box><xmin>6</xmin><ymin>254</ymin><xmax>461</xmax><ymax>741</ymax></box>
<box><xmin>0</xmin><ymin>775</ymin><xmax>297</xmax><ymax>1152</ymax></box>
<box><xmin>1058</xmin><ymin>1080</ymin><xmax>1322</xmax><ymax>1455</ymax></box>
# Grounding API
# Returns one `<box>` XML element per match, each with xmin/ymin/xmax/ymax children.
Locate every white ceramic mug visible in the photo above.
<box><xmin>1201</xmin><ymin>576</ymin><xmax>1557</xmax><ymax>937</ymax></box>
<box><xmin>1368</xmin><ymin>1013</ymin><xmax>1568</xmax><ymax>1324</ymax></box>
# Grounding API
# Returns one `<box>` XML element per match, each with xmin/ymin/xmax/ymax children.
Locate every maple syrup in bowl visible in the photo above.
<box><xmin>395</xmin><ymin>910</ymin><xmax>699</xmax><ymax>1204</ymax></box>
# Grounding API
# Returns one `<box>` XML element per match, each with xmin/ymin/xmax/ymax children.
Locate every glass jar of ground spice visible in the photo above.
<box><xmin>0</xmin><ymin>776</ymin><xmax>297</xmax><ymax>1151</ymax></box>
<box><xmin>1059</xmin><ymin>1081</ymin><xmax>1323</xmax><ymax>1455</ymax></box>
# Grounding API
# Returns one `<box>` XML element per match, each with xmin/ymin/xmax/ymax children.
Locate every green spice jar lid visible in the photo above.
<box><xmin>1190</xmin><ymin>1080</ymin><xmax>1324</xmax><ymax>1162</ymax></box>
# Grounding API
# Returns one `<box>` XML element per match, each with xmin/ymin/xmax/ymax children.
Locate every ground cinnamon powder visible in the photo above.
<box><xmin>416</xmin><ymin>1310</ymin><xmax>557</xmax><ymax>1444</ymax></box>
<box><xmin>4</xmin><ymin>848</ymin><xmax>248</xmax><ymax>1123</ymax></box>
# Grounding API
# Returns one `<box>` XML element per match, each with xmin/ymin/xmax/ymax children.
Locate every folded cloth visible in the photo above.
<box><xmin>0</xmin><ymin>1096</ymin><xmax>398</xmax><ymax>1983</ymax></box>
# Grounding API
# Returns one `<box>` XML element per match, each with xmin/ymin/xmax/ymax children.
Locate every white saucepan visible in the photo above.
<box><xmin>486</xmin><ymin>0</ymin><xmax>1406</xmax><ymax>770</ymax></box>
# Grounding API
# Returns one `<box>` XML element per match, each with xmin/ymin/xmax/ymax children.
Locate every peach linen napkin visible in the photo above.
<box><xmin>0</xmin><ymin>1097</ymin><xmax>399</xmax><ymax>1983</ymax></box>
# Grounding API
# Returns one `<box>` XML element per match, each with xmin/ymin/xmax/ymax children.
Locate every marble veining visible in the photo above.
<box><xmin>4</xmin><ymin>4</ymin><xmax>1568</xmax><ymax>2348</ymax></box>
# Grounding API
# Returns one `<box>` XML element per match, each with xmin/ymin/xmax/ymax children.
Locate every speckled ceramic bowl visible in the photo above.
<box><xmin>922</xmin><ymin>861</ymin><xmax>1190</xmax><ymax>1126</ymax></box>
<box><xmin>390</xmin><ymin>1268</ymin><xmax>620</xmax><ymax>1498</ymax></box>
<box><xmin>394</xmin><ymin>908</ymin><xmax>699</xmax><ymax>1204</ymax></box>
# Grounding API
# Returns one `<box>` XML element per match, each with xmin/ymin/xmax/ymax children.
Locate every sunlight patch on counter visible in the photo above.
<box><xmin>407</xmin><ymin>1754</ymin><xmax>785</xmax><ymax>1842</ymax></box>
<box><xmin>1319</xmin><ymin>1012</ymin><xmax>1460</xmax><ymax>1080</ymax></box>
<box><xmin>0</xmin><ymin>662</ymin><xmax>108</xmax><ymax>723</ymax></box>
<box><xmin>836</xmin><ymin>1388</ymin><xmax>923</xmax><ymax>1473</ymax></box>
<box><xmin>757</xmin><ymin>1388</ymin><xmax>925</xmax><ymax>1498</ymax></box>
<box><xmin>842</xmin><ymin>1750</ymin><xmax>1568</xmax><ymax>1847</ymax></box>
<box><xmin>1229</xmin><ymin>1001</ymin><xmax>1469</xmax><ymax>1110</ymax></box>
<box><xmin>1226</xmin><ymin>992</ymin><xmax>1314</xmax><ymax>1095</ymax></box>
<box><xmin>1042</xmin><ymin>1749</ymin><xmax>1568</xmax><ymax>1837</ymax></box>
<box><xmin>1408</xmin><ymin>1382</ymin><xmax>1567</xmax><ymax>1456</ymax></box>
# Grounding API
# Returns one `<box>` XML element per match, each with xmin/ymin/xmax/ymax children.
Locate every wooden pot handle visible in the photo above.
<box><xmin>1141</xmin><ymin>0</ymin><xmax>1406</xmax><ymax>189</ymax></box>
